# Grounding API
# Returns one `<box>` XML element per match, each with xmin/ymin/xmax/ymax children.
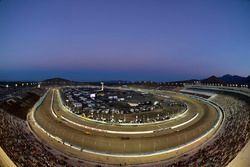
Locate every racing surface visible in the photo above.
<box><xmin>28</xmin><ymin>88</ymin><xmax>222</xmax><ymax>165</ymax></box>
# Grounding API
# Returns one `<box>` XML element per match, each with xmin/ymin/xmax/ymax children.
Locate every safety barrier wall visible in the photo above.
<box><xmin>0</xmin><ymin>147</ymin><xmax>17</xmax><ymax>167</ymax></box>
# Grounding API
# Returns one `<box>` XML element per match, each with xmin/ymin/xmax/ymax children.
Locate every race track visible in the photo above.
<box><xmin>28</xmin><ymin>88</ymin><xmax>223</xmax><ymax>165</ymax></box>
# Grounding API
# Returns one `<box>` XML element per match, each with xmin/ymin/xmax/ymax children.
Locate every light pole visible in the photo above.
<box><xmin>101</xmin><ymin>82</ymin><xmax>104</xmax><ymax>91</ymax></box>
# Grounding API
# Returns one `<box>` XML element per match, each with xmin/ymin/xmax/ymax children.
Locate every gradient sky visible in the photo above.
<box><xmin>1</xmin><ymin>0</ymin><xmax>250</xmax><ymax>81</ymax></box>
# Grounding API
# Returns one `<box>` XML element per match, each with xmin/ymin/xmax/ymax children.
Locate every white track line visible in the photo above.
<box><xmin>54</xmin><ymin>90</ymin><xmax>155</xmax><ymax>134</ymax></box>
<box><xmin>50</xmin><ymin>90</ymin><xmax>58</xmax><ymax>118</ymax></box>
<box><xmin>61</xmin><ymin>115</ymin><xmax>154</xmax><ymax>134</ymax></box>
<box><xmin>171</xmin><ymin>113</ymin><xmax>199</xmax><ymax>129</ymax></box>
<box><xmin>56</xmin><ymin>89</ymin><xmax>196</xmax><ymax>134</ymax></box>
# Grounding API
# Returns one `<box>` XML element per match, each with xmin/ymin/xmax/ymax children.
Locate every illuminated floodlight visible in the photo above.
<box><xmin>90</xmin><ymin>93</ymin><xmax>96</xmax><ymax>99</ymax></box>
<box><xmin>101</xmin><ymin>82</ymin><xmax>104</xmax><ymax>91</ymax></box>
<box><xmin>6</xmin><ymin>84</ymin><xmax>9</xmax><ymax>88</ymax></box>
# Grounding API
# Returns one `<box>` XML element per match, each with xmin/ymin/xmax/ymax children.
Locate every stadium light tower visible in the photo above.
<box><xmin>101</xmin><ymin>82</ymin><xmax>104</xmax><ymax>91</ymax></box>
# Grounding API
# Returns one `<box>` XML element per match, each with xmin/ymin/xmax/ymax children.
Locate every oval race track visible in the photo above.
<box><xmin>28</xmin><ymin>88</ymin><xmax>223</xmax><ymax>165</ymax></box>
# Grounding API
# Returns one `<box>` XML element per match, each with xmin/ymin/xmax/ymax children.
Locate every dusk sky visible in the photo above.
<box><xmin>1</xmin><ymin>0</ymin><xmax>250</xmax><ymax>81</ymax></box>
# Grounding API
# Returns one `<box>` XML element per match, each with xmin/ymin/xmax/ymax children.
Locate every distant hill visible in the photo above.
<box><xmin>247</xmin><ymin>76</ymin><xmax>250</xmax><ymax>84</ymax></box>
<box><xmin>41</xmin><ymin>77</ymin><xmax>78</xmax><ymax>85</ymax></box>
<box><xmin>219</xmin><ymin>74</ymin><xmax>250</xmax><ymax>84</ymax></box>
<box><xmin>201</xmin><ymin>76</ymin><xmax>225</xmax><ymax>84</ymax></box>
<box><xmin>42</xmin><ymin>77</ymin><xmax>72</xmax><ymax>83</ymax></box>
<box><xmin>198</xmin><ymin>74</ymin><xmax>250</xmax><ymax>85</ymax></box>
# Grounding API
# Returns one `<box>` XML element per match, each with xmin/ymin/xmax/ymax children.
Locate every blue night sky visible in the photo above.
<box><xmin>0</xmin><ymin>0</ymin><xmax>250</xmax><ymax>81</ymax></box>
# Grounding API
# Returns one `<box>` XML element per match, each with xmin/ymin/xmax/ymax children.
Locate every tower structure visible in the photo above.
<box><xmin>38</xmin><ymin>83</ymin><xmax>41</xmax><ymax>88</ymax></box>
<box><xmin>101</xmin><ymin>82</ymin><xmax>104</xmax><ymax>91</ymax></box>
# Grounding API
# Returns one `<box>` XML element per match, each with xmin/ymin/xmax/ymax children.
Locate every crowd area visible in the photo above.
<box><xmin>0</xmin><ymin>87</ymin><xmax>33</xmax><ymax>102</ymax></box>
<box><xmin>0</xmin><ymin>88</ymin><xmax>86</xmax><ymax>167</ymax></box>
<box><xmin>0</xmin><ymin>109</ymin><xmax>79</xmax><ymax>166</ymax></box>
<box><xmin>0</xmin><ymin>88</ymin><xmax>45</xmax><ymax>120</ymax></box>
<box><xmin>0</xmin><ymin>88</ymin><xmax>250</xmax><ymax>167</ymax></box>
<box><xmin>166</xmin><ymin>94</ymin><xmax>250</xmax><ymax>167</ymax></box>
